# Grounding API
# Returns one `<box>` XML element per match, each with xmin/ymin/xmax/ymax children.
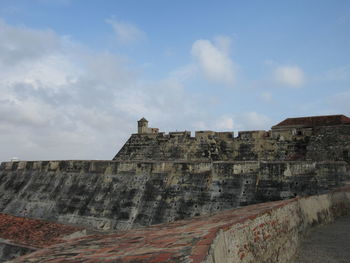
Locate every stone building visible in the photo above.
<box><xmin>137</xmin><ymin>117</ymin><xmax>159</xmax><ymax>134</ymax></box>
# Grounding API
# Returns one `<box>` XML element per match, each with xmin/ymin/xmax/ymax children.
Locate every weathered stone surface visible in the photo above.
<box><xmin>11</xmin><ymin>186</ymin><xmax>350</xmax><ymax>263</ymax></box>
<box><xmin>0</xmin><ymin>242</ymin><xmax>34</xmax><ymax>263</ymax></box>
<box><xmin>0</xmin><ymin>160</ymin><xmax>348</xmax><ymax>231</ymax></box>
<box><xmin>293</xmin><ymin>215</ymin><xmax>350</xmax><ymax>263</ymax></box>
<box><xmin>0</xmin><ymin>213</ymin><xmax>85</xmax><ymax>262</ymax></box>
<box><xmin>114</xmin><ymin>125</ymin><xmax>350</xmax><ymax>164</ymax></box>
<box><xmin>0</xmin><ymin>213</ymin><xmax>84</xmax><ymax>248</ymax></box>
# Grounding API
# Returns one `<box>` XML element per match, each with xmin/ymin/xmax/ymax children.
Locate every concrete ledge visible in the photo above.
<box><xmin>11</xmin><ymin>185</ymin><xmax>350</xmax><ymax>262</ymax></box>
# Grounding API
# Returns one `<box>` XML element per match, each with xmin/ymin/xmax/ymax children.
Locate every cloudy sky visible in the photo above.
<box><xmin>0</xmin><ymin>0</ymin><xmax>349</xmax><ymax>161</ymax></box>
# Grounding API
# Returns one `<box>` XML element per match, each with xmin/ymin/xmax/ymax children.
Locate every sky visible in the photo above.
<box><xmin>0</xmin><ymin>0</ymin><xmax>349</xmax><ymax>161</ymax></box>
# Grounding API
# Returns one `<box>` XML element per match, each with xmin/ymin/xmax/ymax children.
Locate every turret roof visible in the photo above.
<box><xmin>138</xmin><ymin>117</ymin><xmax>148</xmax><ymax>122</ymax></box>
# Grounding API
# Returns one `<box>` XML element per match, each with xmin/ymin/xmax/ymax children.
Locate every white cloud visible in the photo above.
<box><xmin>0</xmin><ymin>19</ymin><xmax>60</xmax><ymax>66</ymax></box>
<box><xmin>191</xmin><ymin>37</ymin><xmax>236</xmax><ymax>86</ymax></box>
<box><xmin>239</xmin><ymin>112</ymin><xmax>272</xmax><ymax>130</ymax></box>
<box><xmin>193</xmin><ymin>121</ymin><xmax>207</xmax><ymax>130</ymax></box>
<box><xmin>213</xmin><ymin>35</ymin><xmax>232</xmax><ymax>55</ymax></box>
<box><xmin>106</xmin><ymin>19</ymin><xmax>146</xmax><ymax>44</ymax></box>
<box><xmin>261</xmin><ymin>92</ymin><xmax>272</xmax><ymax>102</ymax></box>
<box><xmin>0</xmin><ymin>20</ymin><xmax>201</xmax><ymax>162</ymax></box>
<box><xmin>192</xmin><ymin>112</ymin><xmax>272</xmax><ymax>134</ymax></box>
<box><xmin>169</xmin><ymin>64</ymin><xmax>197</xmax><ymax>83</ymax></box>
<box><xmin>215</xmin><ymin>116</ymin><xmax>234</xmax><ymax>130</ymax></box>
<box><xmin>274</xmin><ymin>65</ymin><xmax>304</xmax><ymax>87</ymax></box>
<box><xmin>0</xmin><ymin>20</ymin><xmax>277</xmax><ymax>163</ymax></box>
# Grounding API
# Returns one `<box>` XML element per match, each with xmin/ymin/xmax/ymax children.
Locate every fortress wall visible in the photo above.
<box><xmin>13</xmin><ymin>186</ymin><xmax>350</xmax><ymax>263</ymax></box>
<box><xmin>306</xmin><ymin>125</ymin><xmax>350</xmax><ymax>162</ymax></box>
<box><xmin>0</xmin><ymin>160</ymin><xmax>348</xmax><ymax>231</ymax></box>
<box><xmin>114</xmin><ymin>125</ymin><xmax>350</xmax><ymax>163</ymax></box>
<box><xmin>205</xmin><ymin>186</ymin><xmax>350</xmax><ymax>263</ymax></box>
<box><xmin>113</xmin><ymin>132</ymin><xmax>302</xmax><ymax>161</ymax></box>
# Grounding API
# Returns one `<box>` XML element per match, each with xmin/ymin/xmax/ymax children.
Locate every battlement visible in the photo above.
<box><xmin>169</xmin><ymin>131</ymin><xmax>191</xmax><ymax>137</ymax></box>
<box><xmin>237</xmin><ymin>130</ymin><xmax>268</xmax><ymax>139</ymax></box>
<box><xmin>214</xmin><ymin>131</ymin><xmax>234</xmax><ymax>139</ymax></box>
<box><xmin>115</xmin><ymin>115</ymin><xmax>350</xmax><ymax>162</ymax></box>
<box><xmin>195</xmin><ymin>130</ymin><xmax>215</xmax><ymax>138</ymax></box>
<box><xmin>135</xmin><ymin>114</ymin><xmax>350</xmax><ymax>139</ymax></box>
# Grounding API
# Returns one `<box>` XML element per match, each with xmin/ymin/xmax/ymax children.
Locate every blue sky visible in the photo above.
<box><xmin>0</xmin><ymin>0</ymin><xmax>349</xmax><ymax>161</ymax></box>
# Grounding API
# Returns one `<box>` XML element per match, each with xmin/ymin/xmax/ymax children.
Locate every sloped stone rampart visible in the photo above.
<box><xmin>11</xmin><ymin>186</ymin><xmax>350</xmax><ymax>263</ymax></box>
<box><xmin>0</xmin><ymin>160</ymin><xmax>348</xmax><ymax>231</ymax></box>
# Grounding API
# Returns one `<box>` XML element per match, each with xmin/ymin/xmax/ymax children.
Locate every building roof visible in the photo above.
<box><xmin>138</xmin><ymin>117</ymin><xmax>148</xmax><ymax>122</ymax></box>
<box><xmin>272</xmin><ymin>114</ymin><xmax>350</xmax><ymax>129</ymax></box>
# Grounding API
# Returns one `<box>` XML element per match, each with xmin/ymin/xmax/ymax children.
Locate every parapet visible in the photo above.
<box><xmin>195</xmin><ymin>130</ymin><xmax>215</xmax><ymax>139</ymax></box>
<box><xmin>214</xmin><ymin>131</ymin><xmax>234</xmax><ymax>139</ymax></box>
<box><xmin>136</xmin><ymin>114</ymin><xmax>350</xmax><ymax>137</ymax></box>
<box><xmin>169</xmin><ymin>131</ymin><xmax>191</xmax><ymax>137</ymax></box>
<box><xmin>149</xmin><ymin>128</ymin><xmax>159</xmax><ymax>134</ymax></box>
<box><xmin>121</xmin><ymin>115</ymin><xmax>350</xmax><ymax>163</ymax></box>
<box><xmin>238</xmin><ymin>130</ymin><xmax>269</xmax><ymax>139</ymax></box>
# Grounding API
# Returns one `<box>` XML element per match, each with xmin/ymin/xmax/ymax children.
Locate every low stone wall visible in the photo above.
<box><xmin>0</xmin><ymin>160</ymin><xmax>348</xmax><ymax>231</ymax></box>
<box><xmin>205</xmin><ymin>186</ymin><xmax>350</xmax><ymax>263</ymax></box>
<box><xmin>12</xmin><ymin>186</ymin><xmax>350</xmax><ymax>262</ymax></box>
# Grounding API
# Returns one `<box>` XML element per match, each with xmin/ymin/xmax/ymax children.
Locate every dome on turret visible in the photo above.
<box><xmin>138</xmin><ymin>117</ymin><xmax>148</xmax><ymax>123</ymax></box>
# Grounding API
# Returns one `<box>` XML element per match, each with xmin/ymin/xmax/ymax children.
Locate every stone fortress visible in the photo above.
<box><xmin>116</xmin><ymin>115</ymin><xmax>350</xmax><ymax>162</ymax></box>
<box><xmin>0</xmin><ymin>114</ymin><xmax>350</xmax><ymax>262</ymax></box>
